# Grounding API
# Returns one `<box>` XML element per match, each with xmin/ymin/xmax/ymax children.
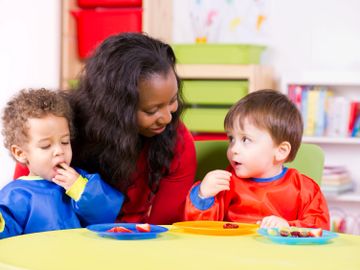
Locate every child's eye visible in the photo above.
<box><xmin>227</xmin><ymin>135</ymin><xmax>234</xmax><ymax>143</ymax></box>
<box><xmin>241</xmin><ymin>136</ymin><xmax>250</xmax><ymax>143</ymax></box>
<box><xmin>40</xmin><ymin>145</ymin><xmax>51</xmax><ymax>150</ymax></box>
<box><xmin>61</xmin><ymin>141</ymin><xmax>70</xmax><ymax>145</ymax></box>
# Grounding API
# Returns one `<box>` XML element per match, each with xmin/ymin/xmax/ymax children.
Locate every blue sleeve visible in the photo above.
<box><xmin>0</xmin><ymin>186</ymin><xmax>28</xmax><ymax>239</ymax></box>
<box><xmin>189</xmin><ymin>184</ymin><xmax>215</xmax><ymax>211</ymax></box>
<box><xmin>72</xmin><ymin>169</ymin><xmax>124</xmax><ymax>225</ymax></box>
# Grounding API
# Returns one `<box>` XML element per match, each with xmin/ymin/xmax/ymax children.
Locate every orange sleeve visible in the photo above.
<box><xmin>184</xmin><ymin>181</ymin><xmax>233</xmax><ymax>221</ymax></box>
<box><xmin>288</xmin><ymin>183</ymin><xmax>330</xmax><ymax>230</ymax></box>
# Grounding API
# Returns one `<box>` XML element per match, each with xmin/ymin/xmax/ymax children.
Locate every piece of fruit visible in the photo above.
<box><xmin>309</xmin><ymin>228</ymin><xmax>323</xmax><ymax>237</ymax></box>
<box><xmin>135</xmin><ymin>223</ymin><xmax>151</xmax><ymax>232</ymax></box>
<box><xmin>279</xmin><ymin>227</ymin><xmax>290</xmax><ymax>237</ymax></box>
<box><xmin>290</xmin><ymin>230</ymin><xmax>301</xmax><ymax>237</ymax></box>
<box><xmin>223</xmin><ymin>223</ymin><xmax>239</xmax><ymax>229</ymax></box>
<box><xmin>267</xmin><ymin>228</ymin><xmax>278</xmax><ymax>236</ymax></box>
<box><xmin>299</xmin><ymin>229</ymin><xmax>310</xmax><ymax>237</ymax></box>
<box><xmin>107</xmin><ymin>226</ymin><xmax>132</xmax><ymax>233</ymax></box>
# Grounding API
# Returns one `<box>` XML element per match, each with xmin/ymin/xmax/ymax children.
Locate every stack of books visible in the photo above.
<box><xmin>321</xmin><ymin>166</ymin><xmax>354</xmax><ymax>196</ymax></box>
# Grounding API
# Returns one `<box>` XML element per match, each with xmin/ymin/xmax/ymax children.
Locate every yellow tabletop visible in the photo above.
<box><xmin>0</xmin><ymin>226</ymin><xmax>359</xmax><ymax>270</ymax></box>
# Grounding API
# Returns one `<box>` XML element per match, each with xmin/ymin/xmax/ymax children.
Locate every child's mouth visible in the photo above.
<box><xmin>55</xmin><ymin>163</ymin><xmax>64</xmax><ymax>169</ymax></box>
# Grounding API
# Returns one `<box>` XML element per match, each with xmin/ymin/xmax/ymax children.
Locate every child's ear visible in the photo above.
<box><xmin>275</xmin><ymin>141</ymin><xmax>291</xmax><ymax>162</ymax></box>
<box><xmin>11</xmin><ymin>145</ymin><xmax>28</xmax><ymax>165</ymax></box>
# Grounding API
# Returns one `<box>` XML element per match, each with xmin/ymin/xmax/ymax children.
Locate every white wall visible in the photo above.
<box><xmin>264</xmin><ymin>0</ymin><xmax>360</xmax><ymax>81</ymax></box>
<box><xmin>0</xmin><ymin>0</ymin><xmax>60</xmax><ymax>188</ymax></box>
<box><xmin>173</xmin><ymin>0</ymin><xmax>360</xmax><ymax>82</ymax></box>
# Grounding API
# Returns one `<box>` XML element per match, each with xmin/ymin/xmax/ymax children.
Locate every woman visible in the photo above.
<box><xmin>67</xmin><ymin>33</ymin><xmax>196</xmax><ymax>225</ymax></box>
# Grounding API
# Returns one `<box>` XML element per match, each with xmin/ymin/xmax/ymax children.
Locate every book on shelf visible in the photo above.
<box><xmin>301</xmin><ymin>87</ymin><xmax>309</xmax><ymax>134</ymax></box>
<box><xmin>348</xmin><ymin>101</ymin><xmax>360</xmax><ymax>135</ymax></box>
<box><xmin>321</xmin><ymin>165</ymin><xmax>354</xmax><ymax>195</ymax></box>
<box><xmin>351</xmin><ymin>114</ymin><xmax>360</xmax><ymax>137</ymax></box>
<box><xmin>321</xmin><ymin>181</ymin><xmax>354</xmax><ymax>196</ymax></box>
<box><xmin>326</xmin><ymin>96</ymin><xmax>349</xmax><ymax>137</ymax></box>
<box><xmin>286</xmin><ymin>83</ymin><xmax>360</xmax><ymax>139</ymax></box>
<box><xmin>305</xmin><ymin>89</ymin><xmax>318</xmax><ymax>136</ymax></box>
<box><xmin>315</xmin><ymin>88</ymin><xmax>326</xmax><ymax>137</ymax></box>
<box><xmin>322</xmin><ymin>174</ymin><xmax>351</xmax><ymax>186</ymax></box>
<box><xmin>323</xmin><ymin>165</ymin><xmax>349</xmax><ymax>175</ymax></box>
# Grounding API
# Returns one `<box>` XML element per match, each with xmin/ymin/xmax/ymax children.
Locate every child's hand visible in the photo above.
<box><xmin>258</xmin><ymin>215</ymin><xmax>289</xmax><ymax>229</ymax></box>
<box><xmin>52</xmin><ymin>163</ymin><xmax>80</xmax><ymax>191</ymax></box>
<box><xmin>199</xmin><ymin>170</ymin><xmax>232</xmax><ymax>198</ymax></box>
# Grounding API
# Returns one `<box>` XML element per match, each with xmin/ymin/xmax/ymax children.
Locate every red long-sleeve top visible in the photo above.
<box><xmin>185</xmin><ymin>167</ymin><xmax>330</xmax><ymax>230</ymax></box>
<box><xmin>117</xmin><ymin>124</ymin><xmax>196</xmax><ymax>224</ymax></box>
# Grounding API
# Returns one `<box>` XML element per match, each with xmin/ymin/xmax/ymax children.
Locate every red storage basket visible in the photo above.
<box><xmin>77</xmin><ymin>0</ymin><xmax>142</xmax><ymax>8</ymax></box>
<box><xmin>72</xmin><ymin>8</ymin><xmax>142</xmax><ymax>59</ymax></box>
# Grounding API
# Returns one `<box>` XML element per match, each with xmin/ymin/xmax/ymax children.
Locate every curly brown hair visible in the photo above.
<box><xmin>2</xmin><ymin>88</ymin><xmax>73</xmax><ymax>155</ymax></box>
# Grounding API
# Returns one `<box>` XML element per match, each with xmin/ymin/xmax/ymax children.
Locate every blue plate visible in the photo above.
<box><xmin>87</xmin><ymin>223</ymin><xmax>168</xmax><ymax>240</ymax></box>
<box><xmin>257</xmin><ymin>228</ymin><xmax>338</xmax><ymax>245</ymax></box>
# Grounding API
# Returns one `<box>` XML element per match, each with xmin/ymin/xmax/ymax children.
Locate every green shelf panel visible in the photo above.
<box><xmin>182</xmin><ymin>107</ymin><xmax>229</xmax><ymax>132</ymax></box>
<box><xmin>172</xmin><ymin>44</ymin><xmax>266</xmax><ymax>64</ymax></box>
<box><xmin>182</xmin><ymin>80</ymin><xmax>248</xmax><ymax>105</ymax></box>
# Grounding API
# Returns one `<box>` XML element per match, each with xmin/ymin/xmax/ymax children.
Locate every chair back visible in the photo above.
<box><xmin>195</xmin><ymin>140</ymin><xmax>324</xmax><ymax>185</ymax></box>
<box><xmin>284</xmin><ymin>143</ymin><xmax>324</xmax><ymax>185</ymax></box>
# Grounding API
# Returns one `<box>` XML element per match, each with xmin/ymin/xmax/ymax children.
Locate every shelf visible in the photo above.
<box><xmin>302</xmin><ymin>136</ymin><xmax>360</xmax><ymax>144</ymax></box>
<box><xmin>60</xmin><ymin>0</ymin><xmax>173</xmax><ymax>89</ymax></box>
<box><xmin>176</xmin><ymin>64</ymin><xmax>274</xmax><ymax>92</ymax></box>
<box><xmin>281</xmin><ymin>71</ymin><xmax>360</xmax><ymax>88</ymax></box>
<box><xmin>325</xmin><ymin>190</ymin><xmax>360</xmax><ymax>203</ymax></box>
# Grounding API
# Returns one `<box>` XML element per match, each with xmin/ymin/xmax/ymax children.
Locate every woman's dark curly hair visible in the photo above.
<box><xmin>66</xmin><ymin>32</ymin><xmax>183</xmax><ymax>193</ymax></box>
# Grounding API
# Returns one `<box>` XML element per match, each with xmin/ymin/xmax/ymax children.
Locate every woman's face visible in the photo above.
<box><xmin>137</xmin><ymin>70</ymin><xmax>179</xmax><ymax>137</ymax></box>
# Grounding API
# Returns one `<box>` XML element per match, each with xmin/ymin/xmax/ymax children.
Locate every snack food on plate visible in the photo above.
<box><xmin>106</xmin><ymin>223</ymin><xmax>152</xmax><ymax>233</ymax></box>
<box><xmin>223</xmin><ymin>223</ymin><xmax>239</xmax><ymax>229</ymax></box>
<box><xmin>136</xmin><ymin>223</ymin><xmax>151</xmax><ymax>232</ymax></box>
<box><xmin>270</xmin><ymin>227</ymin><xmax>323</xmax><ymax>238</ymax></box>
<box><xmin>107</xmin><ymin>226</ymin><xmax>132</xmax><ymax>233</ymax></box>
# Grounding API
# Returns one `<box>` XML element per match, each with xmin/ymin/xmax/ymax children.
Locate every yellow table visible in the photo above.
<box><xmin>0</xmin><ymin>226</ymin><xmax>359</xmax><ymax>270</ymax></box>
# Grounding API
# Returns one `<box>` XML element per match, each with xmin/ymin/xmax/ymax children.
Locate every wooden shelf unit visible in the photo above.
<box><xmin>60</xmin><ymin>0</ymin><xmax>173</xmax><ymax>89</ymax></box>
<box><xmin>177</xmin><ymin>64</ymin><xmax>274</xmax><ymax>92</ymax></box>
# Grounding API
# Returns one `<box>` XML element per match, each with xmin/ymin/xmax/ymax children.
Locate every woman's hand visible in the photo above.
<box><xmin>52</xmin><ymin>163</ymin><xmax>80</xmax><ymax>191</ymax></box>
<box><xmin>199</xmin><ymin>170</ymin><xmax>232</xmax><ymax>199</ymax></box>
<box><xmin>258</xmin><ymin>215</ymin><xmax>289</xmax><ymax>229</ymax></box>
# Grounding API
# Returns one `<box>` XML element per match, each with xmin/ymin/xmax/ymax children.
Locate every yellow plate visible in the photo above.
<box><xmin>172</xmin><ymin>221</ymin><xmax>258</xmax><ymax>236</ymax></box>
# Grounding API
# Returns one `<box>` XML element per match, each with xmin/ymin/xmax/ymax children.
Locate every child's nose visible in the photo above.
<box><xmin>54</xmin><ymin>145</ymin><xmax>65</xmax><ymax>156</ymax></box>
<box><xmin>229</xmin><ymin>143</ymin><xmax>240</xmax><ymax>154</ymax></box>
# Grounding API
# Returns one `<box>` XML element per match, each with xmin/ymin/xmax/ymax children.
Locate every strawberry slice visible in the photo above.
<box><xmin>107</xmin><ymin>226</ymin><xmax>132</xmax><ymax>233</ymax></box>
<box><xmin>135</xmin><ymin>223</ymin><xmax>151</xmax><ymax>232</ymax></box>
<box><xmin>308</xmin><ymin>228</ymin><xmax>323</xmax><ymax>237</ymax></box>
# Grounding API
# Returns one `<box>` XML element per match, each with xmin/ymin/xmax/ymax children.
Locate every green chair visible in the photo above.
<box><xmin>195</xmin><ymin>140</ymin><xmax>324</xmax><ymax>185</ymax></box>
